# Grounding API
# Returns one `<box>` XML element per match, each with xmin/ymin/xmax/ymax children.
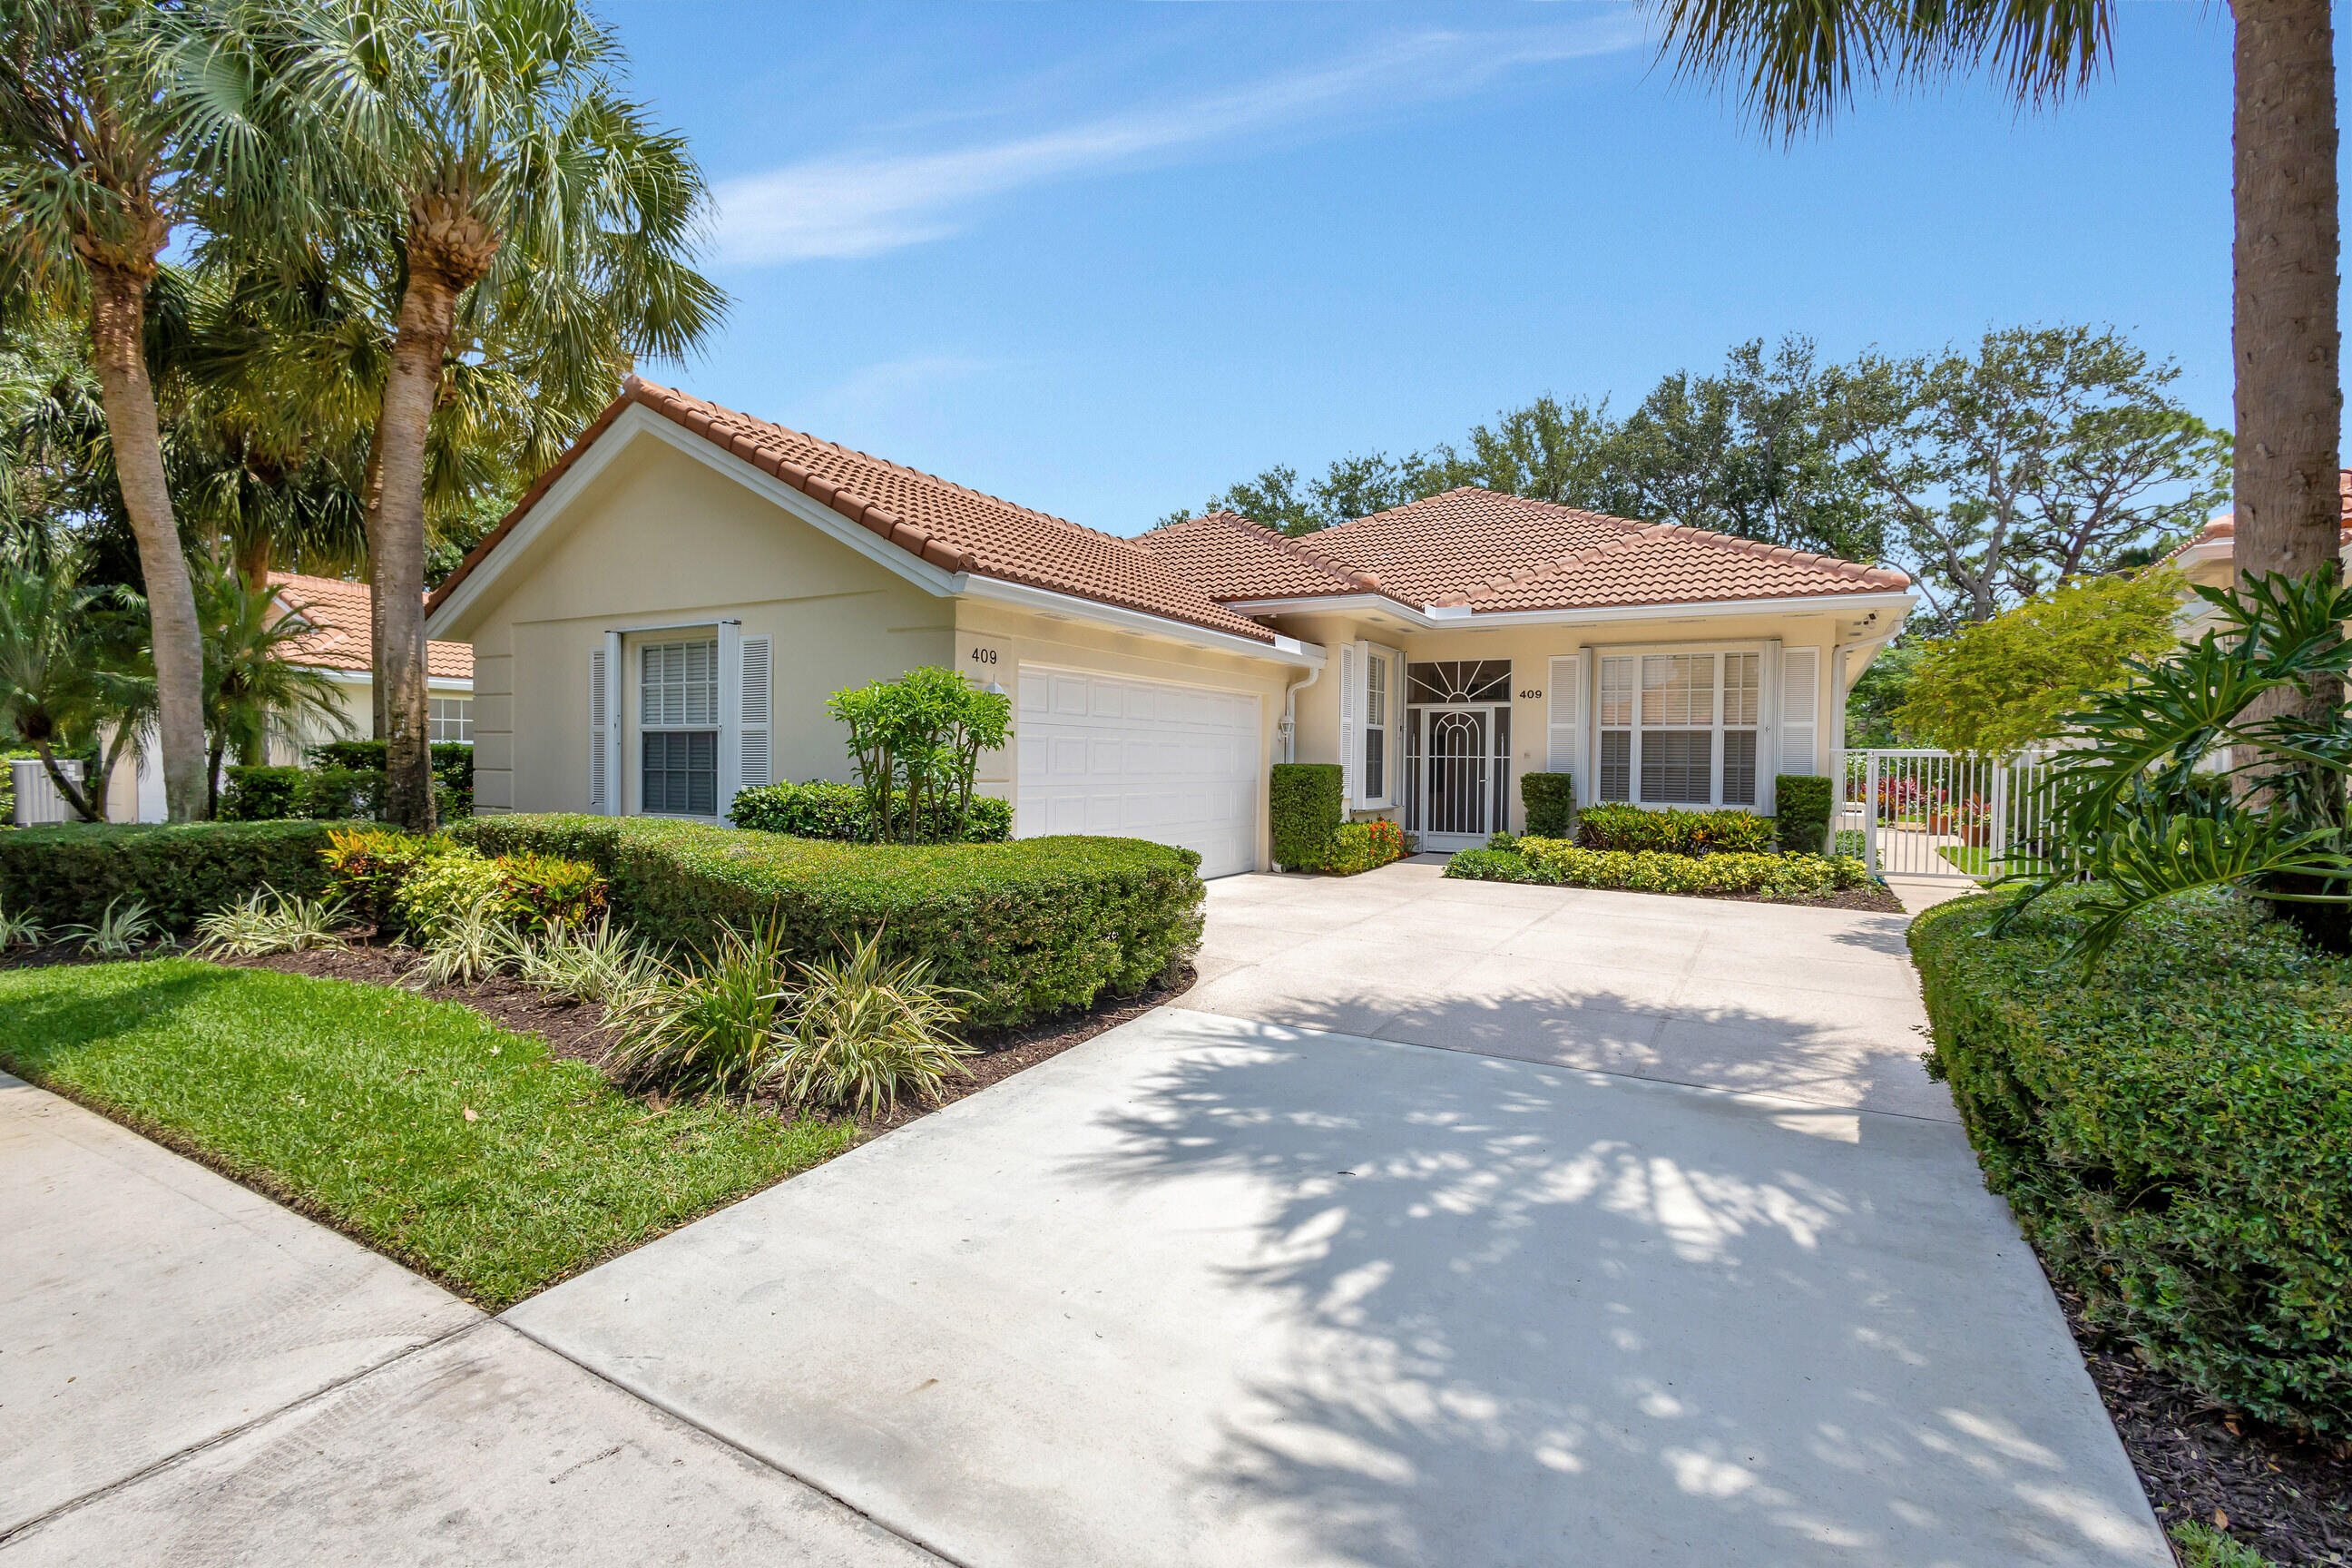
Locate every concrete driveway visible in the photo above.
<box><xmin>505</xmin><ymin>867</ymin><xmax>2167</xmax><ymax>1567</ymax></box>
<box><xmin>1189</xmin><ymin>858</ymin><xmax>1947</xmax><ymax>1119</ymax></box>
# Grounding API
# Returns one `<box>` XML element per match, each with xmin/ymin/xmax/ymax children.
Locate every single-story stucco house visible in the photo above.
<box><xmin>423</xmin><ymin>377</ymin><xmax>1916</xmax><ymax>876</ymax></box>
<box><xmin>99</xmin><ymin>572</ymin><xmax>475</xmax><ymax>823</ymax></box>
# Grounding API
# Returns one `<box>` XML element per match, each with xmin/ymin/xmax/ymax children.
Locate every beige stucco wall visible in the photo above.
<box><xmin>1266</xmin><ymin>603</ymin><xmax>1872</xmax><ymax>835</ymax></box>
<box><xmin>440</xmin><ymin>431</ymin><xmax>953</xmax><ymax>815</ymax></box>
<box><xmin>952</xmin><ymin>598</ymin><xmax>1306</xmax><ymax>869</ymax></box>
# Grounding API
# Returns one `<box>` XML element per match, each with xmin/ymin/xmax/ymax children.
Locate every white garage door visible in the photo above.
<box><xmin>1015</xmin><ymin>666</ymin><xmax>1260</xmax><ymax>878</ymax></box>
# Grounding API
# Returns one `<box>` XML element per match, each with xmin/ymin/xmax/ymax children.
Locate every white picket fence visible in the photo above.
<box><xmin>1835</xmin><ymin>748</ymin><xmax>2060</xmax><ymax>883</ymax></box>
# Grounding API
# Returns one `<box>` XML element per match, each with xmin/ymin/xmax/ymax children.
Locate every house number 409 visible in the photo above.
<box><xmin>1517</xmin><ymin>689</ymin><xmax>1543</xmax><ymax>700</ymax></box>
<box><xmin>970</xmin><ymin>647</ymin><xmax>999</xmax><ymax>665</ymax></box>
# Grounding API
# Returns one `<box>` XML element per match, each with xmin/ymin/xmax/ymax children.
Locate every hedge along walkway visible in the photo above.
<box><xmin>0</xmin><ymin>960</ymin><xmax>853</xmax><ymax>1310</ymax></box>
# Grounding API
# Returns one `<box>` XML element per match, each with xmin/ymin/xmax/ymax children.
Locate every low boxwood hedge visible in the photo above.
<box><xmin>0</xmin><ymin>819</ymin><xmax>348</xmax><ymax>930</ymax></box>
<box><xmin>1576</xmin><ymin>802</ymin><xmax>1776</xmax><ymax>856</ymax></box>
<box><xmin>728</xmin><ymin>779</ymin><xmax>1011</xmax><ymax>843</ymax></box>
<box><xmin>1773</xmin><ymin>774</ymin><xmax>1833</xmax><ymax>855</ymax></box>
<box><xmin>449</xmin><ymin>815</ymin><xmax>1203</xmax><ymax>1029</ymax></box>
<box><xmin>1446</xmin><ymin>837</ymin><xmax>1868</xmax><ymax>900</ymax></box>
<box><xmin>1520</xmin><ymin>772</ymin><xmax>1575</xmax><ymax>838</ymax></box>
<box><xmin>1911</xmin><ymin>887</ymin><xmax>2352</xmax><ymax>1434</ymax></box>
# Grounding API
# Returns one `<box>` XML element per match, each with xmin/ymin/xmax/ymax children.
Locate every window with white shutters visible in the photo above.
<box><xmin>1779</xmin><ymin>645</ymin><xmax>1819</xmax><ymax>781</ymax></box>
<box><xmin>1595</xmin><ymin>646</ymin><xmax>1768</xmax><ymax>808</ymax></box>
<box><xmin>739</xmin><ymin>635</ymin><xmax>773</xmax><ymax>789</ymax></box>
<box><xmin>640</xmin><ymin>639</ymin><xmax>719</xmax><ymax>815</ymax></box>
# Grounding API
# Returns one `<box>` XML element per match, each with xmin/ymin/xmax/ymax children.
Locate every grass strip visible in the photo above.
<box><xmin>0</xmin><ymin>959</ymin><xmax>852</xmax><ymax>1309</ymax></box>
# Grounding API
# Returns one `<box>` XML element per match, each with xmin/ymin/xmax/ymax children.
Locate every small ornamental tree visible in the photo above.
<box><xmin>1893</xmin><ymin>567</ymin><xmax>2185</xmax><ymax>756</ymax></box>
<box><xmin>827</xmin><ymin>667</ymin><xmax>1011</xmax><ymax>845</ymax></box>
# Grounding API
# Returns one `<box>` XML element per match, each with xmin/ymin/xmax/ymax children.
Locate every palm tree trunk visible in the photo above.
<box><xmin>87</xmin><ymin>262</ymin><xmax>209</xmax><ymax>823</ymax></box>
<box><xmin>234</xmin><ymin>529</ymin><xmax>273</xmax><ymax>595</ymax></box>
<box><xmin>362</xmin><ymin>430</ymin><xmax>387</xmax><ymax>741</ymax></box>
<box><xmin>2234</xmin><ymin>0</ymin><xmax>2346</xmax><ymax>951</ymax></box>
<box><xmin>2234</xmin><ymin>0</ymin><xmax>2344</xmax><ymax>590</ymax></box>
<box><xmin>370</xmin><ymin>267</ymin><xmax>464</xmax><ymax>833</ymax></box>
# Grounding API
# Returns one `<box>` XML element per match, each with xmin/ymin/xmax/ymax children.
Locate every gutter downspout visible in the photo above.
<box><xmin>1280</xmin><ymin>662</ymin><xmax>1321</xmax><ymax>764</ymax></box>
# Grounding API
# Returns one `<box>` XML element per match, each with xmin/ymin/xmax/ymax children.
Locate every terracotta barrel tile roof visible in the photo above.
<box><xmin>1267</xmin><ymin>488</ymin><xmax>1907</xmax><ymax>612</ymax></box>
<box><xmin>431</xmin><ymin>378</ymin><xmax>1276</xmax><ymax>644</ymax></box>
<box><xmin>1135</xmin><ymin>510</ymin><xmax>1380</xmax><ymax>599</ymax></box>
<box><xmin>270</xmin><ymin>572</ymin><xmax>474</xmax><ymax>681</ymax></box>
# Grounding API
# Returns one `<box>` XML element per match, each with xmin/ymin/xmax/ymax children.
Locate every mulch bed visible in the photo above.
<box><xmin>5</xmin><ymin>933</ymin><xmax>1195</xmax><ymax>1146</ymax></box>
<box><xmin>2057</xmin><ymin>1284</ymin><xmax>2352</xmax><ymax>1565</ymax></box>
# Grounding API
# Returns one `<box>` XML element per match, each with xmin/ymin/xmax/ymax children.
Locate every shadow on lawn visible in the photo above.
<box><xmin>1068</xmin><ymin>998</ymin><xmax>2161</xmax><ymax>1567</ymax></box>
<box><xmin>0</xmin><ymin>961</ymin><xmax>240</xmax><ymax>1076</ymax></box>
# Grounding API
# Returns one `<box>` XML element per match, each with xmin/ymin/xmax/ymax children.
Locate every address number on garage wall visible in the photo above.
<box><xmin>970</xmin><ymin>647</ymin><xmax>1000</xmax><ymax>666</ymax></box>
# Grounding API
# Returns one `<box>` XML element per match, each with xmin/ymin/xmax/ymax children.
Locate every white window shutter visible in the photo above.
<box><xmin>588</xmin><ymin>647</ymin><xmax>610</xmax><ymax>813</ymax></box>
<box><xmin>1546</xmin><ymin>654</ymin><xmax>1583</xmax><ymax>797</ymax></box>
<box><xmin>740</xmin><ymin>636</ymin><xmax>772</xmax><ymax>789</ymax></box>
<box><xmin>1338</xmin><ymin>642</ymin><xmax>1359</xmax><ymax>807</ymax></box>
<box><xmin>1779</xmin><ymin>645</ymin><xmax>1819</xmax><ymax>779</ymax></box>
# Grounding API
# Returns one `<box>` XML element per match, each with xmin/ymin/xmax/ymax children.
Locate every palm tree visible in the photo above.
<box><xmin>289</xmin><ymin>0</ymin><xmax>725</xmax><ymax>829</ymax></box>
<box><xmin>0</xmin><ymin>538</ymin><xmax>155</xmax><ymax>820</ymax></box>
<box><xmin>0</xmin><ymin>0</ymin><xmax>314</xmax><ymax>821</ymax></box>
<box><xmin>1646</xmin><ymin>0</ymin><xmax>2342</xmax><ymax>735</ymax></box>
<box><xmin>194</xmin><ymin>564</ymin><xmax>349</xmax><ymax>807</ymax></box>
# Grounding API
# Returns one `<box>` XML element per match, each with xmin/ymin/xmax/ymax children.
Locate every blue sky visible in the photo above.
<box><xmin>605</xmin><ymin>1</ymin><xmax>2237</xmax><ymax>537</ymax></box>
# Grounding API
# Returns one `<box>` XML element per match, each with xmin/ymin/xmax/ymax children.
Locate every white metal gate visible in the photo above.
<box><xmin>1837</xmin><ymin>748</ymin><xmax>2058</xmax><ymax>882</ymax></box>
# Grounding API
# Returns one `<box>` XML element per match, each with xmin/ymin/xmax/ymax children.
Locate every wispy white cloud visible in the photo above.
<box><xmin>789</xmin><ymin>354</ymin><xmax>998</xmax><ymax>426</ymax></box>
<box><xmin>710</xmin><ymin>17</ymin><xmax>1649</xmax><ymax>265</ymax></box>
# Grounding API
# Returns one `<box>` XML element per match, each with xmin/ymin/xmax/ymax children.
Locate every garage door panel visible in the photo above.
<box><xmin>1014</xmin><ymin>665</ymin><xmax>1259</xmax><ymax>877</ymax></box>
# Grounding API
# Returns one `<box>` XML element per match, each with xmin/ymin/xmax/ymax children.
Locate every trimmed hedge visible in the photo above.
<box><xmin>1774</xmin><ymin>774</ymin><xmax>1833</xmax><ymax>855</ymax></box>
<box><xmin>1911</xmin><ymin>887</ymin><xmax>2352</xmax><ymax>1434</ymax></box>
<box><xmin>0</xmin><ymin>819</ymin><xmax>348</xmax><ymax>930</ymax></box>
<box><xmin>1447</xmin><ymin>837</ymin><xmax>1868</xmax><ymax>900</ymax></box>
<box><xmin>1577</xmin><ymin>802</ymin><xmax>1776</xmax><ymax>856</ymax></box>
<box><xmin>449</xmin><ymin>815</ymin><xmax>1204</xmax><ymax>1029</ymax></box>
<box><xmin>1270</xmin><ymin>763</ymin><xmax>1342</xmax><ymax>871</ymax></box>
<box><xmin>220</xmin><ymin>764</ymin><xmax>387</xmax><ymax>822</ymax></box>
<box><xmin>728</xmin><ymin>780</ymin><xmax>1011</xmax><ymax>843</ymax></box>
<box><xmin>1521</xmin><ymin>772</ymin><xmax>1575</xmax><ymax>838</ymax></box>
<box><xmin>310</xmin><ymin>739</ymin><xmax>475</xmax><ymax>798</ymax></box>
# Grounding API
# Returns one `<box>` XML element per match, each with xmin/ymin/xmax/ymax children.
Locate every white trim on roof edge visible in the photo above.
<box><xmin>425</xmin><ymin>402</ymin><xmax>1312</xmax><ymax>664</ymax></box>
<box><xmin>955</xmin><ymin>574</ymin><xmax>1323</xmax><ymax>667</ymax></box>
<box><xmin>1218</xmin><ymin>588</ymin><xmax>1916</xmax><ymax>629</ymax></box>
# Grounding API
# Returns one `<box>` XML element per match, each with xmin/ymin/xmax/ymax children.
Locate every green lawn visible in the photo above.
<box><xmin>1935</xmin><ymin>844</ymin><xmax>2052</xmax><ymax>881</ymax></box>
<box><xmin>0</xmin><ymin>960</ymin><xmax>854</xmax><ymax>1308</ymax></box>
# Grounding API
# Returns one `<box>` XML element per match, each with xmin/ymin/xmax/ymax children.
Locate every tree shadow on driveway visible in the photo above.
<box><xmin>1064</xmin><ymin>1010</ymin><xmax>2163</xmax><ymax>1567</ymax></box>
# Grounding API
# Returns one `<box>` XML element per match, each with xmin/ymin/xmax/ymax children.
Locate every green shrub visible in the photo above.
<box><xmin>1911</xmin><ymin>887</ymin><xmax>2352</xmax><ymax>1434</ymax></box>
<box><xmin>1449</xmin><ymin>838</ymin><xmax>1868</xmax><ymax>900</ymax></box>
<box><xmin>1773</xmin><ymin>775</ymin><xmax>1834</xmax><ymax>855</ymax></box>
<box><xmin>310</xmin><ymin>739</ymin><xmax>475</xmax><ymax>799</ymax></box>
<box><xmin>394</xmin><ymin>847</ymin><xmax>514</xmax><ymax>943</ymax></box>
<box><xmin>1444</xmin><ymin>847</ymin><xmax>1543</xmax><ymax>884</ymax></box>
<box><xmin>219</xmin><ymin>765</ymin><xmax>305</xmax><ymax>821</ymax></box>
<box><xmin>1270</xmin><ymin>763</ymin><xmax>1342</xmax><ymax>870</ymax></box>
<box><xmin>320</xmin><ymin>826</ymin><xmax>465</xmax><ymax>929</ymax></box>
<box><xmin>219</xmin><ymin>764</ymin><xmax>387</xmax><ymax>822</ymax></box>
<box><xmin>0</xmin><ymin>820</ymin><xmax>347</xmax><ymax>931</ymax></box>
<box><xmin>495</xmin><ymin>851</ymin><xmax>606</xmax><ymax>932</ymax></box>
<box><xmin>450</xmin><ymin>815</ymin><xmax>1203</xmax><ymax>1030</ymax></box>
<box><xmin>1576</xmin><ymin>802</ymin><xmax>1776</xmax><ymax>856</ymax></box>
<box><xmin>1324</xmin><ymin>819</ymin><xmax>1406</xmax><ymax>876</ymax></box>
<box><xmin>1520</xmin><ymin>772</ymin><xmax>1576</xmax><ymax>838</ymax></box>
<box><xmin>728</xmin><ymin>780</ymin><xmax>1010</xmax><ymax>843</ymax></box>
<box><xmin>606</xmin><ymin>920</ymin><xmax>795</xmax><ymax>1098</ymax></box>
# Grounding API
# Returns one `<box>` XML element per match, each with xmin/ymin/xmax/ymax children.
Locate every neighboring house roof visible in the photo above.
<box><xmin>270</xmin><ymin>572</ymin><xmax>474</xmax><ymax>681</ymax></box>
<box><xmin>2168</xmin><ymin>471</ymin><xmax>2352</xmax><ymax>564</ymax></box>
<box><xmin>1150</xmin><ymin>486</ymin><xmax>1909</xmax><ymax>612</ymax></box>
<box><xmin>429</xmin><ymin>377</ymin><xmax>1278</xmax><ymax>644</ymax></box>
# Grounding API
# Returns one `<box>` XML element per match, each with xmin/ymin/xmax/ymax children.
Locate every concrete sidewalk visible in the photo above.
<box><xmin>0</xmin><ymin>1073</ymin><xmax>937</xmax><ymax>1565</ymax></box>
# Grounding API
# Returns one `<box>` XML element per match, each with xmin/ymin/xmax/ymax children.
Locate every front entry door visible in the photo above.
<box><xmin>1412</xmin><ymin>704</ymin><xmax>1510</xmax><ymax>849</ymax></box>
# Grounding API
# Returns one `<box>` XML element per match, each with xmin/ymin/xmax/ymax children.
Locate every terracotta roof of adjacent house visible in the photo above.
<box><xmin>2169</xmin><ymin>471</ymin><xmax>2352</xmax><ymax>560</ymax></box>
<box><xmin>428</xmin><ymin>377</ymin><xmax>1278</xmax><ymax>643</ymax></box>
<box><xmin>270</xmin><ymin>572</ymin><xmax>474</xmax><ymax>681</ymax></box>
<box><xmin>1151</xmin><ymin>487</ymin><xmax>1908</xmax><ymax>612</ymax></box>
